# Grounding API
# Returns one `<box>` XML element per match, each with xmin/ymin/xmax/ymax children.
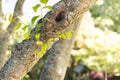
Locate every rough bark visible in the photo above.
<box><xmin>39</xmin><ymin>0</ymin><xmax>96</xmax><ymax>79</ymax></box>
<box><xmin>0</xmin><ymin>0</ymin><xmax>96</xmax><ymax>80</ymax></box>
<box><xmin>0</xmin><ymin>0</ymin><xmax>25</xmax><ymax>69</ymax></box>
<box><xmin>40</xmin><ymin>16</ymin><xmax>82</xmax><ymax>80</ymax></box>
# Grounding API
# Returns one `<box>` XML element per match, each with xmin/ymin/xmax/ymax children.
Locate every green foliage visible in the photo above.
<box><xmin>41</xmin><ymin>38</ymin><xmax>54</xmax><ymax>53</ymax></box>
<box><xmin>35</xmin><ymin>33</ymin><xmax>40</xmax><ymax>40</ymax></box>
<box><xmin>21</xmin><ymin>0</ymin><xmax>120</xmax><ymax>80</ymax></box>
<box><xmin>36</xmin><ymin>41</ymin><xmax>43</xmax><ymax>46</ymax></box>
<box><xmin>57</xmin><ymin>32</ymin><xmax>72</xmax><ymax>39</ymax></box>
<box><xmin>14</xmin><ymin>23</ymin><xmax>22</xmax><ymax>31</ymax></box>
<box><xmin>43</xmin><ymin>5</ymin><xmax>53</xmax><ymax>10</ymax></box>
<box><xmin>8</xmin><ymin>14</ymin><xmax>13</xmax><ymax>22</ymax></box>
<box><xmin>65</xmin><ymin>32</ymin><xmax>73</xmax><ymax>38</ymax></box>
<box><xmin>22</xmin><ymin>25</ymin><xmax>28</xmax><ymax>31</ymax></box>
<box><xmin>23</xmin><ymin>30</ymin><xmax>30</xmax><ymax>39</ymax></box>
<box><xmin>22</xmin><ymin>75</ymin><xmax>30</xmax><ymax>80</ymax></box>
<box><xmin>31</xmin><ymin>16</ymin><xmax>39</xmax><ymax>24</ymax></box>
<box><xmin>90</xmin><ymin>0</ymin><xmax>120</xmax><ymax>33</ymax></box>
<box><xmin>32</xmin><ymin>4</ymin><xmax>41</xmax><ymax>12</ymax></box>
<box><xmin>40</xmin><ymin>0</ymin><xmax>48</xmax><ymax>4</ymax></box>
<box><xmin>7</xmin><ymin>14</ymin><xmax>17</xmax><ymax>23</ymax></box>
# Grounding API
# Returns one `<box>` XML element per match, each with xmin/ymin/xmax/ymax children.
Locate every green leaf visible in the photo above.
<box><xmin>36</xmin><ymin>41</ymin><xmax>43</xmax><ymax>45</ymax></box>
<box><xmin>23</xmin><ymin>30</ymin><xmax>30</xmax><ymax>39</ymax></box>
<box><xmin>43</xmin><ymin>5</ymin><xmax>53</xmax><ymax>10</ymax></box>
<box><xmin>40</xmin><ymin>0</ymin><xmax>48</xmax><ymax>4</ymax></box>
<box><xmin>32</xmin><ymin>4</ymin><xmax>40</xmax><ymax>12</ymax></box>
<box><xmin>41</xmin><ymin>44</ymin><xmax>47</xmax><ymax>52</ymax></box>
<box><xmin>35</xmin><ymin>33</ymin><xmax>40</xmax><ymax>39</ymax></box>
<box><xmin>12</xmin><ymin>17</ymin><xmax>17</xmax><ymax>22</ymax></box>
<box><xmin>8</xmin><ymin>14</ymin><xmax>13</xmax><ymax>22</ymax></box>
<box><xmin>14</xmin><ymin>23</ymin><xmax>22</xmax><ymax>31</ymax></box>
<box><xmin>31</xmin><ymin>16</ymin><xmax>39</xmax><ymax>24</ymax></box>
<box><xmin>22</xmin><ymin>25</ymin><xmax>28</xmax><ymax>31</ymax></box>
<box><xmin>58</xmin><ymin>33</ymin><xmax>67</xmax><ymax>39</ymax></box>
<box><xmin>48</xmin><ymin>38</ymin><xmax>54</xmax><ymax>42</ymax></box>
<box><xmin>65</xmin><ymin>32</ymin><xmax>72</xmax><ymax>38</ymax></box>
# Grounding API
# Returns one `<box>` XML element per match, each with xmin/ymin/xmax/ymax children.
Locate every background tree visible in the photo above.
<box><xmin>0</xmin><ymin>0</ymin><xmax>25</xmax><ymax>69</ymax></box>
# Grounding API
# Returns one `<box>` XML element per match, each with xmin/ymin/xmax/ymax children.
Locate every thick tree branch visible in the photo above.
<box><xmin>40</xmin><ymin>0</ymin><xmax>96</xmax><ymax>79</ymax></box>
<box><xmin>0</xmin><ymin>0</ymin><xmax>96</xmax><ymax>79</ymax></box>
<box><xmin>40</xmin><ymin>16</ymin><xmax>82</xmax><ymax>80</ymax></box>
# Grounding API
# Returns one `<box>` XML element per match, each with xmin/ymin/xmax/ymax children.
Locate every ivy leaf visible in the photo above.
<box><xmin>32</xmin><ymin>4</ymin><xmax>41</xmax><ymax>12</ymax></box>
<box><xmin>31</xmin><ymin>16</ymin><xmax>39</xmax><ymax>24</ymax></box>
<box><xmin>40</xmin><ymin>0</ymin><xmax>48</xmax><ymax>4</ymax></box>
<box><xmin>43</xmin><ymin>5</ymin><xmax>53</xmax><ymax>10</ymax></box>
<box><xmin>14</xmin><ymin>23</ymin><xmax>21</xmax><ymax>31</ymax></box>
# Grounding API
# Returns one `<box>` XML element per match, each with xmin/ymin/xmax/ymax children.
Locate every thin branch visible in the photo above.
<box><xmin>7</xmin><ymin>0</ymin><xmax>25</xmax><ymax>33</ymax></box>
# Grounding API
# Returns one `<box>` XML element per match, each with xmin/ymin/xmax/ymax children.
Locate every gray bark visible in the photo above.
<box><xmin>40</xmin><ymin>16</ymin><xmax>82</xmax><ymax>80</ymax></box>
<box><xmin>0</xmin><ymin>0</ymin><xmax>25</xmax><ymax>69</ymax></box>
<box><xmin>0</xmin><ymin>0</ymin><xmax>96</xmax><ymax>80</ymax></box>
<box><xmin>39</xmin><ymin>0</ymin><xmax>96</xmax><ymax>79</ymax></box>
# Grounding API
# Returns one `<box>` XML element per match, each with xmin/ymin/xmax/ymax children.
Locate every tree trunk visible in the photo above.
<box><xmin>39</xmin><ymin>0</ymin><xmax>96</xmax><ymax>79</ymax></box>
<box><xmin>0</xmin><ymin>0</ymin><xmax>96</xmax><ymax>79</ymax></box>
<box><xmin>39</xmin><ymin>15</ymin><xmax>82</xmax><ymax>80</ymax></box>
<box><xmin>0</xmin><ymin>0</ymin><xmax>25</xmax><ymax>69</ymax></box>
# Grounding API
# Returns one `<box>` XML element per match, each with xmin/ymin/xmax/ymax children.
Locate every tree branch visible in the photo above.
<box><xmin>40</xmin><ymin>16</ymin><xmax>82</xmax><ymax>80</ymax></box>
<box><xmin>7</xmin><ymin>0</ymin><xmax>25</xmax><ymax>33</ymax></box>
<box><xmin>0</xmin><ymin>0</ymin><xmax>96</xmax><ymax>79</ymax></box>
<box><xmin>0</xmin><ymin>0</ymin><xmax>25</xmax><ymax>69</ymax></box>
<box><xmin>39</xmin><ymin>0</ymin><xmax>96</xmax><ymax>79</ymax></box>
